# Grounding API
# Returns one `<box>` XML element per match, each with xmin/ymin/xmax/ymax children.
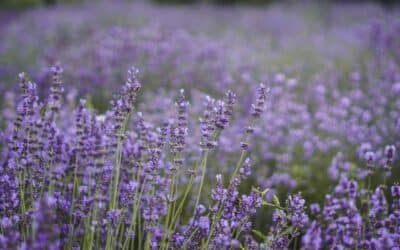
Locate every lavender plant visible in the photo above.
<box><xmin>0</xmin><ymin>66</ymin><xmax>276</xmax><ymax>249</ymax></box>
<box><xmin>1</xmin><ymin>2</ymin><xmax>400</xmax><ymax>249</ymax></box>
<box><xmin>2</xmin><ymin>63</ymin><xmax>399</xmax><ymax>249</ymax></box>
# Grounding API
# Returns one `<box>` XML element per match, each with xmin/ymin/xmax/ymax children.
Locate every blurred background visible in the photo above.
<box><xmin>0</xmin><ymin>0</ymin><xmax>398</xmax><ymax>9</ymax></box>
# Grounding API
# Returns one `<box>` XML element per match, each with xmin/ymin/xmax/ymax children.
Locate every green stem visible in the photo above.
<box><xmin>67</xmin><ymin>152</ymin><xmax>80</xmax><ymax>248</ymax></box>
<box><xmin>17</xmin><ymin>170</ymin><xmax>27</xmax><ymax>240</ymax></box>
<box><xmin>122</xmin><ymin>167</ymin><xmax>146</xmax><ymax>250</ymax></box>
<box><xmin>144</xmin><ymin>233</ymin><xmax>151</xmax><ymax>250</ymax></box>
<box><xmin>170</xmin><ymin>175</ymin><xmax>195</xmax><ymax>228</ymax></box>
<box><xmin>193</xmin><ymin>151</ymin><xmax>209</xmax><ymax>214</ymax></box>
<box><xmin>106</xmin><ymin>114</ymin><xmax>131</xmax><ymax>249</ymax></box>
<box><xmin>110</xmin><ymin>141</ymin><xmax>123</xmax><ymax>210</ymax></box>
<box><xmin>161</xmin><ymin>174</ymin><xmax>176</xmax><ymax>249</ymax></box>
<box><xmin>164</xmin><ymin>174</ymin><xmax>196</xmax><ymax>250</ymax></box>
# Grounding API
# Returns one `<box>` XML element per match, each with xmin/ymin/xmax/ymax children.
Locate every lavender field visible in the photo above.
<box><xmin>0</xmin><ymin>1</ymin><xmax>399</xmax><ymax>249</ymax></box>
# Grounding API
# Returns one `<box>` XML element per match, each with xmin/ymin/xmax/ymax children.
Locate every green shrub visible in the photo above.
<box><xmin>0</xmin><ymin>0</ymin><xmax>42</xmax><ymax>9</ymax></box>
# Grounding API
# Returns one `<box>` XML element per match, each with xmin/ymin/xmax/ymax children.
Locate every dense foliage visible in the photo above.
<box><xmin>0</xmin><ymin>2</ymin><xmax>399</xmax><ymax>249</ymax></box>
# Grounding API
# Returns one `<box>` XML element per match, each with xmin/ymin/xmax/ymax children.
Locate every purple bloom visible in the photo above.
<box><xmin>302</xmin><ymin>221</ymin><xmax>322</xmax><ymax>250</ymax></box>
<box><xmin>288</xmin><ymin>194</ymin><xmax>309</xmax><ymax>230</ymax></box>
<box><xmin>310</xmin><ymin>203</ymin><xmax>320</xmax><ymax>215</ymax></box>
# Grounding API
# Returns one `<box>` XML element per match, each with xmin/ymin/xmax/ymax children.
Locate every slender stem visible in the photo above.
<box><xmin>262</xmin><ymin>202</ymin><xmax>285</xmax><ymax>210</ymax></box>
<box><xmin>138</xmin><ymin>209</ymin><xmax>143</xmax><ymax>249</ymax></box>
<box><xmin>106</xmin><ymin>114</ymin><xmax>131</xmax><ymax>249</ymax></box>
<box><xmin>68</xmin><ymin>152</ymin><xmax>80</xmax><ymax>248</ymax></box>
<box><xmin>193</xmin><ymin>151</ymin><xmax>209</xmax><ymax>214</ymax></box>
<box><xmin>144</xmin><ymin>232</ymin><xmax>151</xmax><ymax>250</ymax></box>
<box><xmin>161</xmin><ymin>174</ymin><xmax>176</xmax><ymax>250</ymax></box>
<box><xmin>383</xmin><ymin>173</ymin><xmax>387</xmax><ymax>187</ymax></box>
<box><xmin>17</xmin><ymin>170</ymin><xmax>27</xmax><ymax>240</ymax></box>
<box><xmin>164</xmin><ymin>173</ymin><xmax>196</xmax><ymax>250</ymax></box>
<box><xmin>123</xmin><ymin>166</ymin><xmax>146</xmax><ymax>250</ymax></box>
<box><xmin>110</xmin><ymin>141</ymin><xmax>123</xmax><ymax>210</ymax></box>
<box><xmin>192</xmin><ymin>128</ymin><xmax>221</xmax><ymax>214</ymax></box>
<box><xmin>136</xmin><ymin>177</ymin><xmax>148</xmax><ymax>249</ymax></box>
<box><xmin>170</xmin><ymin>175</ymin><xmax>195</xmax><ymax>228</ymax></box>
<box><xmin>160</xmin><ymin>147</ymin><xmax>185</xmax><ymax>249</ymax></box>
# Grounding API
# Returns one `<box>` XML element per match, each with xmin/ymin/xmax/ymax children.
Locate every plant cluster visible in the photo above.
<box><xmin>0</xmin><ymin>2</ymin><xmax>399</xmax><ymax>249</ymax></box>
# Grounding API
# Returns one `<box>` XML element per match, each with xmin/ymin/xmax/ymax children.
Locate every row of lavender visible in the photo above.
<box><xmin>1</xmin><ymin>2</ymin><xmax>399</xmax><ymax>202</ymax></box>
<box><xmin>1</xmin><ymin>63</ymin><xmax>399</xmax><ymax>249</ymax></box>
<box><xmin>0</xmin><ymin>2</ymin><xmax>399</xmax><ymax>249</ymax></box>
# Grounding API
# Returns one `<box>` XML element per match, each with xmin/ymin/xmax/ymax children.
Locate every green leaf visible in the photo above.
<box><xmin>252</xmin><ymin>229</ymin><xmax>267</xmax><ymax>240</ymax></box>
<box><xmin>273</xmin><ymin>195</ymin><xmax>281</xmax><ymax>206</ymax></box>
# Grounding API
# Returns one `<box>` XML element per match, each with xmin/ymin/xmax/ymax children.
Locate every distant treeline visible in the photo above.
<box><xmin>0</xmin><ymin>0</ymin><xmax>398</xmax><ymax>9</ymax></box>
<box><xmin>0</xmin><ymin>0</ymin><xmax>68</xmax><ymax>9</ymax></box>
<box><xmin>155</xmin><ymin>0</ymin><xmax>398</xmax><ymax>4</ymax></box>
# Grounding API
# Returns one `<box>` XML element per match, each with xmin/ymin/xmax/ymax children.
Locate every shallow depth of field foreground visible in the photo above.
<box><xmin>0</xmin><ymin>1</ymin><xmax>399</xmax><ymax>249</ymax></box>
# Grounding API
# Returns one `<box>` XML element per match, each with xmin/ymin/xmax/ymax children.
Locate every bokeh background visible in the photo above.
<box><xmin>0</xmin><ymin>0</ymin><xmax>399</xmax><ymax>9</ymax></box>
